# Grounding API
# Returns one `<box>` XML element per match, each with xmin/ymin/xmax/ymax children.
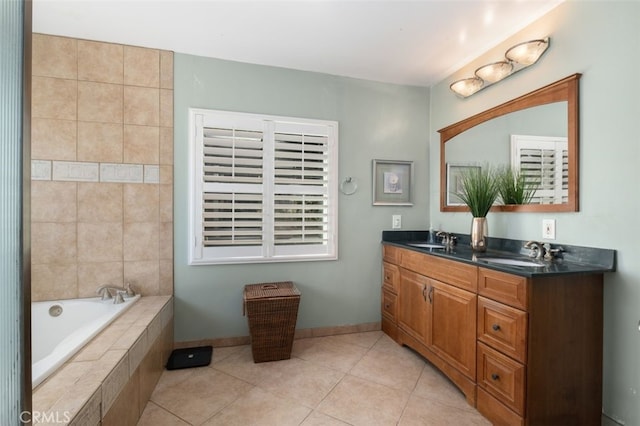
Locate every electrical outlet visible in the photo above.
<box><xmin>392</xmin><ymin>215</ymin><xmax>402</xmax><ymax>229</ymax></box>
<box><xmin>542</xmin><ymin>219</ymin><xmax>556</xmax><ymax>239</ymax></box>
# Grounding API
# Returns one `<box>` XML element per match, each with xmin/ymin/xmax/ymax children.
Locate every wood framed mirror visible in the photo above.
<box><xmin>439</xmin><ymin>73</ymin><xmax>581</xmax><ymax>213</ymax></box>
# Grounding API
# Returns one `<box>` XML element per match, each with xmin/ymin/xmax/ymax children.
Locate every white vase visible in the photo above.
<box><xmin>470</xmin><ymin>217</ymin><xmax>488</xmax><ymax>252</ymax></box>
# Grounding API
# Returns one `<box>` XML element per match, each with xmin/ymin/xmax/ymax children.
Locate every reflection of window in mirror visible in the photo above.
<box><xmin>511</xmin><ymin>135</ymin><xmax>568</xmax><ymax>204</ymax></box>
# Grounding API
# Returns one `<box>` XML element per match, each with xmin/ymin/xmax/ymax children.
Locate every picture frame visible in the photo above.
<box><xmin>446</xmin><ymin>163</ymin><xmax>481</xmax><ymax>206</ymax></box>
<box><xmin>372</xmin><ymin>159</ymin><xmax>414</xmax><ymax>206</ymax></box>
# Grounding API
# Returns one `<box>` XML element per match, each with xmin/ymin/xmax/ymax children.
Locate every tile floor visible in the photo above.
<box><xmin>137</xmin><ymin>331</ymin><xmax>492</xmax><ymax>425</ymax></box>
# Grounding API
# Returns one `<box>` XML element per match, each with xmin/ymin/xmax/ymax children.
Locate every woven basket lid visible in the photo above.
<box><xmin>244</xmin><ymin>281</ymin><xmax>300</xmax><ymax>300</ymax></box>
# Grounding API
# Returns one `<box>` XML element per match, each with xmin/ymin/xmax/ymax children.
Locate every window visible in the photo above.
<box><xmin>511</xmin><ymin>134</ymin><xmax>568</xmax><ymax>204</ymax></box>
<box><xmin>189</xmin><ymin>109</ymin><xmax>338</xmax><ymax>264</ymax></box>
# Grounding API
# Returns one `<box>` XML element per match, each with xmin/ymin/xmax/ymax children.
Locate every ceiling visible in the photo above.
<box><xmin>32</xmin><ymin>0</ymin><xmax>564</xmax><ymax>87</ymax></box>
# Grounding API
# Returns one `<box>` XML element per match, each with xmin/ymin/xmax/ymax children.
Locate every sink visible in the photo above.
<box><xmin>407</xmin><ymin>243</ymin><xmax>446</xmax><ymax>249</ymax></box>
<box><xmin>476</xmin><ymin>257</ymin><xmax>544</xmax><ymax>267</ymax></box>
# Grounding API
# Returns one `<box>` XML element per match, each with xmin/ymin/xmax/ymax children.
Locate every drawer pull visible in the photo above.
<box><xmin>491</xmin><ymin>373</ymin><xmax>500</xmax><ymax>381</ymax></box>
<box><xmin>492</xmin><ymin>324</ymin><xmax>501</xmax><ymax>331</ymax></box>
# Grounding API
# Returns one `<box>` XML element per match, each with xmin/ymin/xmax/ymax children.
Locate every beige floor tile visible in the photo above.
<box><xmin>292</xmin><ymin>336</ymin><xmax>369</xmax><ymax>373</ymax></box>
<box><xmin>212</xmin><ymin>345</ymin><xmax>288</xmax><ymax>385</ymax></box>
<box><xmin>210</xmin><ymin>345</ymin><xmax>245</xmax><ymax>364</ymax></box>
<box><xmin>412</xmin><ymin>362</ymin><xmax>472</xmax><ymax>411</ymax></box>
<box><xmin>300</xmin><ymin>411</ymin><xmax>351</xmax><ymax>425</ymax></box>
<box><xmin>399</xmin><ymin>395</ymin><xmax>491</xmax><ymax>426</ymax></box>
<box><xmin>316</xmin><ymin>374</ymin><xmax>410</xmax><ymax>426</ymax></box>
<box><xmin>322</xmin><ymin>330</ymin><xmax>383</xmax><ymax>349</ymax></box>
<box><xmin>150</xmin><ymin>366</ymin><xmax>252</xmax><ymax>425</ymax></box>
<box><xmin>202</xmin><ymin>386</ymin><xmax>311</xmax><ymax>426</ymax></box>
<box><xmin>137</xmin><ymin>401</ymin><xmax>189</xmax><ymax>426</ymax></box>
<box><xmin>350</xmin><ymin>344</ymin><xmax>425</xmax><ymax>392</ymax></box>
<box><xmin>255</xmin><ymin>357</ymin><xmax>344</xmax><ymax>408</ymax></box>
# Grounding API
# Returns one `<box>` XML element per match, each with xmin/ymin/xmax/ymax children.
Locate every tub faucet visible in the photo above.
<box><xmin>524</xmin><ymin>241</ymin><xmax>545</xmax><ymax>260</ymax></box>
<box><xmin>96</xmin><ymin>283</ymin><xmax>136</xmax><ymax>303</ymax></box>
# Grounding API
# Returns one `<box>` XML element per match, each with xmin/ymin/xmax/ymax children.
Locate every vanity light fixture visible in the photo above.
<box><xmin>450</xmin><ymin>37</ymin><xmax>550</xmax><ymax>98</ymax></box>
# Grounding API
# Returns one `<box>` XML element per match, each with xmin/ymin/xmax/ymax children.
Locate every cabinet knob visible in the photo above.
<box><xmin>384</xmin><ymin>303</ymin><xmax>390</xmax><ymax>309</ymax></box>
<box><xmin>492</xmin><ymin>324</ymin><xmax>501</xmax><ymax>331</ymax></box>
<box><xmin>491</xmin><ymin>373</ymin><xmax>500</xmax><ymax>381</ymax></box>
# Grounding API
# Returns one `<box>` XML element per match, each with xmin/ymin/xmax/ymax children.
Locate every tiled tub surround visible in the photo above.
<box><xmin>31</xmin><ymin>33</ymin><xmax>174</xmax><ymax>301</ymax></box>
<box><xmin>32</xmin><ymin>296</ymin><xmax>173</xmax><ymax>426</ymax></box>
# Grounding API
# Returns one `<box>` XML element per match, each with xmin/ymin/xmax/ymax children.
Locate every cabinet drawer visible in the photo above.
<box><xmin>382</xmin><ymin>262</ymin><xmax>400</xmax><ymax>292</ymax></box>
<box><xmin>478</xmin><ymin>268</ymin><xmax>528</xmax><ymax>309</ymax></box>
<box><xmin>477</xmin><ymin>297</ymin><xmax>528</xmax><ymax>363</ymax></box>
<box><xmin>382</xmin><ymin>288</ymin><xmax>397</xmax><ymax>321</ymax></box>
<box><xmin>401</xmin><ymin>249</ymin><xmax>478</xmax><ymax>292</ymax></box>
<box><xmin>383</xmin><ymin>244</ymin><xmax>401</xmax><ymax>264</ymax></box>
<box><xmin>477</xmin><ymin>342</ymin><xmax>526</xmax><ymax>415</ymax></box>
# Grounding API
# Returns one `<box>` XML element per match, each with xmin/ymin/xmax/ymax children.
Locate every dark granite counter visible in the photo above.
<box><xmin>382</xmin><ymin>230</ymin><xmax>616</xmax><ymax>278</ymax></box>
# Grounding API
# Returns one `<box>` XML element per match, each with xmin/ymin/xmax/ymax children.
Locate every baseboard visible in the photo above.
<box><xmin>174</xmin><ymin>321</ymin><xmax>381</xmax><ymax>349</ymax></box>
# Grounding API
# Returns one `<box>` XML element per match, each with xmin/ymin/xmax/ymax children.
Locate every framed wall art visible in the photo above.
<box><xmin>372</xmin><ymin>159</ymin><xmax>414</xmax><ymax>206</ymax></box>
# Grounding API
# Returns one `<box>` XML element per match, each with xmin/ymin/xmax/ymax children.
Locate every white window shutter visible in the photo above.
<box><xmin>189</xmin><ymin>109</ymin><xmax>338</xmax><ymax>264</ymax></box>
<box><xmin>511</xmin><ymin>135</ymin><xmax>568</xmax><ymax>205</ymax></box>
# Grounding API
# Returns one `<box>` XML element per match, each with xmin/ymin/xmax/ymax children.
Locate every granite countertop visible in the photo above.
<box><xmin>382</xmin><ymin>230</ymin><xmax>616</xmax><ymax>278</ymax></box>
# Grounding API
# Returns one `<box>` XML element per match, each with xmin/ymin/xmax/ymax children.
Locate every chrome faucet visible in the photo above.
<box><xmin>96</xmin><ymin>283</ymin><xmax>136</xmax><ymax>304</ymax></box>
<box><xmin>543</xmin><ymin>244</ymin><xmax>565</xmax><ymax>261</ymax></box>
<box><xmin>436</xmin><ymin>231</ymin><xmax>457</xmax><ymax>248</ymax></box>
<box><xmin>524</xmin><ymin>241</ymin><xmax>545</xmax><ymax>260</ymax></box>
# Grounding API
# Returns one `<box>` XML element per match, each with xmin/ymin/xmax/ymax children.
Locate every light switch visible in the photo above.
<box><xmin>542</xmin><ymin>219</ymin><xmax>556</xmax><ymax>239</ymax></box>
<box><xmin>392</xmin><ymin>215</ymin><xmax>402</xmax><ymax>229</ymax></box>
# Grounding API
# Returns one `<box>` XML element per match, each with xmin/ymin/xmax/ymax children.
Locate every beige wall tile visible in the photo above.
<box><xmin>159</xmin><ymin>260</ymin><xmax>173</xmax><ymax>296</ymax></box>
<box><xmin>124</xmin><ymin>46</ymin><xmax>159</xmax><ymax>88</ymax></box>
<box><xmin>78</xmin><ymin>40</ymin><xmax>123</xmax><ymax>84</ymax></box>
<box><xmin>68</xmin><ymin>386</ymin><xmax>101</xmax><ymax>426</ymax></box>
<box><xmin>159</xmin><ymin>51</ymin><xmax>173</xmax><ymax>90</ymax></box>
<box><xmin>78</xmin><ymin>182</ymin><xmax>123</xmax><ymax>223</ymax></box>
<box><xmin>31</xmin><ymin>181</ymin><xmax>77</xmax><ymax>223</ymax></box>
<box><xmin>32</xmin><ymin>34</ymin><xmax>77</xmax><ymax>79</ymax></box>
<box><xmin>159</xmin><ymin>222</ymin><xmax>173</xmax><ymax>260</ymax></box>
<box><xmin>78</xmin><ymin>81</ymin><xmax>123</xmax><ymax>123</ymax></box>
<box><xmin>123</xmin><ymin>125</ymin><xmax>159</xmax><ymax>164</ymax></box>
<box><xmin>31</xmin><ymin>263</ymin><xmax>78</xmax><ymax>301</ymax></box>
<box><xmin>102</xmin><ymin>369</ymin><xmax>140</xmax><ymax>426</ymax></box>
<box><xmin>124</xmin><ymin>184</ymin><xmax>159</xmax><ymax>222</ymax></box>
<box><xmin>32</xmin><ymin>76</ymin><xmax>77</xmax><ymax>120</ymax></box>
<box><xmin>77</xmin><ymin>122</ymin><xmax>123</xmax><ymax>163</ymax></box>
<box><xmin>101</xmin><ymin>353</ymin><xmax>131</xmax><ymax>416</ymax></box>
<box><xmin>129</xmin><ymin>332</ymin><xmax>150</xmax><ymax>376</ymax></box>
<box><xmin>31</xmin><ymin>118</ymin><xmax>77</xmax><ymax>161</ymax></box>
<box><xmin>124</xmin><ymin>261</ymin><xmax>159</xmax><ymax>296</ymax></box>
<box><xmin>159</xmin><ymin>127</ymin><xmax>174</xmax><ymax>165</ymax></box>
<box><xmin>160</xmin><ymin>89</ymin><xmax>173</xmax><ymax>127</ymax></box>
<box><xmin>77</xmin><ymin>222</ymin><xmax>123</xmax><ymax>262</ymax></box>
<box><xmin>124</xmin><ymin>86</ymin><xmax>159</xmax><ymax>126</ymax></box>
<box><xmin>123</xmin><ymin>222</ymin><xmax>159</xmax><ymax>261</ymax></box>
<box><xmin>31</xmin><ymin>222</ymin><xmax>77</xmax><ymax>264</ymax></box>
<box><xmin>77</xmin><ymin>262</ymin><xmax>124</xmax><ymax>298</ymax></box>
<box><xmin>159</xmin><ymin>184</ymin><xmax>172</xmax><ymax>223</ymax></box>
<box><xmin>159</xmin><ymin>166</ymin><xmax>172</xmax><ymax>185</ymax></box>
<box><xmin>139</xmin><ymin>340</ymin><xmax>163</xmax><ymax>415</ymax></box>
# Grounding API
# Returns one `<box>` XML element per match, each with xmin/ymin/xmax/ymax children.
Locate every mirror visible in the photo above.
<box><xmin>439</xmin><ymin>73</ymin><xmax>581</xmax><ymax>212</ymax></box>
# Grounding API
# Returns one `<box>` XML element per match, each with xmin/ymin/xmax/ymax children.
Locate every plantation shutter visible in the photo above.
<box><xmin>190</xmin><ymin>109</ymin><xmax>338</xmax><ymax>264</ymax></box>
<box><xmin>511</xmin><ymin>135</ymin><xmax>568</xmax><ymax>204</ymax></box>
<box><xmin>273</xmin><ymin>122</ymin><xmax>333</xmax><ymax>256</ymax></box>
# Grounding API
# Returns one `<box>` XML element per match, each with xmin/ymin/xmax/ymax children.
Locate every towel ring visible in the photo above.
<box><xmin>340</xmin><ymin>177</ymin><xmax>358</xmax><ymax>195</ymax></box>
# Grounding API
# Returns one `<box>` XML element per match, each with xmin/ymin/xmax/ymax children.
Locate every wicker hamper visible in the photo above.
<box><xmin>243</xmin><ymin>281</ymin><xmax>301</xmax><ymax>363</ymax></box>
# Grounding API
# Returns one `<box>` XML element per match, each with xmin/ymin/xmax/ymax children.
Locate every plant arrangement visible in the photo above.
<box><xmin>496</xmin><ymin>166</ymin><xmax>539</xmax><ymax>205</ymax></box>
<box><xmin>456</xmin><ymin>165</ymin><xmax>499</xmax><ymax>217</ymax></box>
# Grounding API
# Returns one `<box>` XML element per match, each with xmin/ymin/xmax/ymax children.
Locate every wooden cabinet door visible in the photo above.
<box><xmin>398</xmin><ymin>269</ymin><xmax>430</xmax><ymax>344</ymax></box>
<box><xmin>427</xmin><ymin>279</ymin><xmax>477</xmax><ymax>380</ymax></box>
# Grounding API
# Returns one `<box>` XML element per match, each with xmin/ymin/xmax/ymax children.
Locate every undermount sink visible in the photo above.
<box><xmin>476</xmin><ymin>257</ymin><xmax>544</xmax><ymax>267</ymax></box>
<box><xmin>407</xmin><ymin>243</ymin><xmax>446</xmax><ymax>249</ymax></box>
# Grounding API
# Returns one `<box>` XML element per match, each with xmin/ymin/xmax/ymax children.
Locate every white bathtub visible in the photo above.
<box><xmin>31</xmin><ymin>295</ymin><xmax>140</xmax><ymax>388</ymax></box>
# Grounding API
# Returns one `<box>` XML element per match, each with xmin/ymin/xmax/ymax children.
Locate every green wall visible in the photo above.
<box><xmin>429</xmin><ymin>2</ymin><xmax>640</xmax><ymax>424</ymax></box>
<box><xmin>173</xmin><ymin>55</ymin><xmax>430</xmax><ymax>340</ymax></box>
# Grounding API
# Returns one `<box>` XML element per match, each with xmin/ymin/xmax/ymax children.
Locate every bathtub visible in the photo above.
<box><xmin>31</xmin><ymin>295</ymin><xmax>141</xmax><ymax>388</ymax></box>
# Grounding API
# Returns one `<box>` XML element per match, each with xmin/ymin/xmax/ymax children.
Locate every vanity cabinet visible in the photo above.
<box><xmin>381</xmin><ymin>244</ymin><xmax>605</xmax><ymax>426</ymax></box>
<box><xmin>382</xmin><ymin>244</ymin><xmax>478</xmax><ymax>405</ymax></box>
